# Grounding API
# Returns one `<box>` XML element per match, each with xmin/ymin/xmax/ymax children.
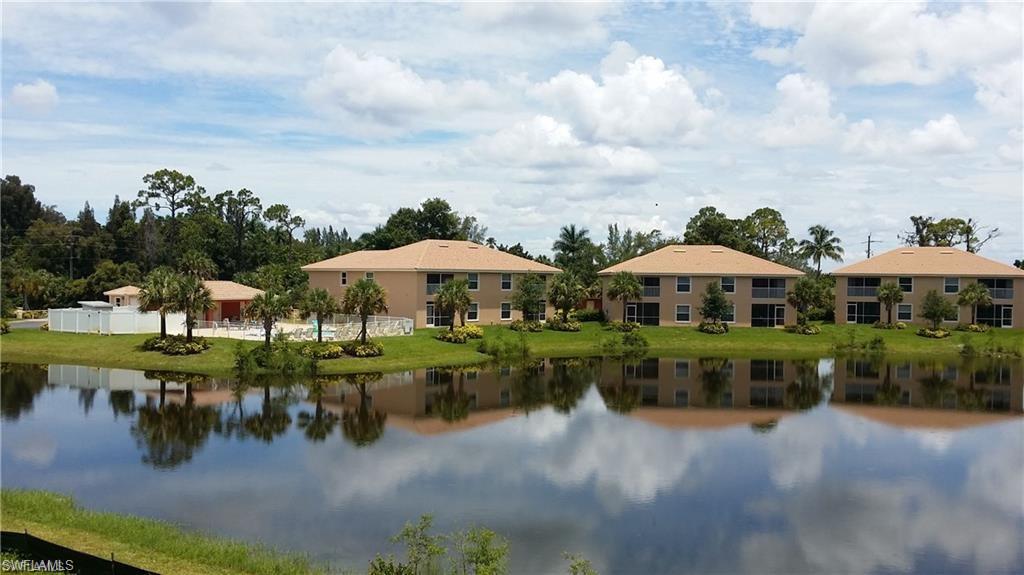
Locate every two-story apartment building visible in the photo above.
<box><xmin>833</xmin><ymin>247</ymin><xmax>1024</xmax><ymax>328</ymax></box>
<box><xmin>301</xmin><ymin>239</ymin><xmax>560</xmax><ymax>328</ymax></box>
<box><xmin>598</xmin><ymin>245</ymin><xmax>805</xmax><ymax>327</ymax></box>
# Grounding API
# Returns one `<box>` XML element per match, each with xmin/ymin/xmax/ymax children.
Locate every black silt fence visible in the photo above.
<box><xmin>1</xmin><ymin>530</ymin><xmax>158</xmax><ymax>574</ymax></box>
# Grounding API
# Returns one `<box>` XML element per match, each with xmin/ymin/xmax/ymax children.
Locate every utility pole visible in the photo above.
<box><xmin>66</xmin><ymin>236</ymin><xmax>77</xmax><ymax>279</ymax></box>
<box><xmin>861</xmin><ymin>233</ymin><xmax>884</xmax><ymax>259</ymax></box>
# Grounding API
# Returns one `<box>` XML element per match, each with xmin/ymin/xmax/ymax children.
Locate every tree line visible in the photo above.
<box><xmin>2</xmin><ymin>170</ymin><xmax>1016</xmax><ymax>314</ymax></box>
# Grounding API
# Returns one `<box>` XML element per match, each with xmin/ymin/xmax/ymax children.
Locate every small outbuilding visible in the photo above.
<box><xmin>104</xmin><ymin>280</ymin><xmax>263</xmax><ymax>322</ymax></box>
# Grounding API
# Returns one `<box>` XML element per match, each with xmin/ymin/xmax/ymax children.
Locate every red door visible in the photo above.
<box><xmin>221</xmin><ymin>301</ymin><xmax>241</xmax><ymax>321</ymax></box>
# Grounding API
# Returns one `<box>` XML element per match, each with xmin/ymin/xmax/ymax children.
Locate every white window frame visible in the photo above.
<box><xmin>721</xmin><ymin>276</ymin><xmax>736</xmax><ymax>294</ymax></box>
<box><xmin>676</xmin><ymin>276</ymin><xmax>691</xmax><ymax>294</ymax></box>
<box><xmin>944</xmin><ymin>277</ymin><xmax>959</xmax><ymax>294</ymax></box>
<box><xmin>467</xmin><ymin>272</ymin><xmax>479</xmax><ymax>291</ymax></box>
<box><xmin>674</xmin><ymin>360</ymin><xmax>690</xmax><ymax>379</ymax></box>
<box><xmin>943</xmin><ymin>306</ymin><xmax>959</xmax><ymax>323</ymax></box>
<box><xmin>895</xmin><ymin>363</ymin><xmax>913</xmax><ymax>380</ymax></box>
<box><xmin>467</xmin><ymin>302</ymin><xmax>479</xmax><ymax>322</ymax></box>
<box><xmin>365</xmin><ymin>272</ymin><xmax>374</xmax><ymax>282</ymax></box>
<box><xmin>500</xmin><ymin>302</ymin><xmax>512</xmax><ymax>320</ymax></box>
<box><xmin>426</xmin><ymin>302</ymin><xmax>437</xmax><ymax>327</ymax></box>
<box><xmin>897</xmin><ymin>303</ymin><xmax>913</xmax><ymax>322</ymax></box>
<box><xmin>675</xmin><ymin>304</ymin><xmax>691</xmax><ymax>323</ymax></box>
<box><xmin>500</xmin><ymin>273</ymin><xmax>512</xmax><ymax>291</ymax></box>
<box><xmin>340</xmin><ymin>271</ymin><xmax>347</xmax><ymax>286</ymax></box>
<box><xmin>898</xmin><ymin>277</ymin><xmax>913</xmax><ymax>293</ymax></box>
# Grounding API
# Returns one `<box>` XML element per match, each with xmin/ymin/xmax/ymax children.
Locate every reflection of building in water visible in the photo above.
<box><xmin>46</xmin><ymin>364</ymin><xmax>238</xmax><ymax>407</ymax></box>
<box><xmin>831</xmin><ymin>357</ymin><xmax>1023</xmax><ymax>419</ymax></box>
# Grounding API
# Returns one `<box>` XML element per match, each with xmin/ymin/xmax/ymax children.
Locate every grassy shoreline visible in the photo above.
<box><xmin>1</xmin><ymin>323</ymin><xmax>1021</xmax><ymax>376</ymax></box>
<box><xmin>0</xmin><ymin>489</ymin><xmax>323</xmax><ymax>575</ymax></box>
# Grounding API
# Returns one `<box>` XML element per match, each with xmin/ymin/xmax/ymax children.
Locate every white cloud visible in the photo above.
<box><xmin>305</xmin><ymin>44</ymin><xmax>495</xmax><ymax>137</ymax></box>
<box><xmin>532</xmin><ymin>43</ymin><xmax>715</xmax><ymax>146</ymax></box>
<box><xmin>8</xmin><ymin>79</ymin><xmax>59</xmax><ymax>114</ymax></box>
<box><xmin>972</xmin><ymin>59</ymin><xmax>1023</xmax><ymax>119</ymax></box>
<box><xmin>758</xmin><ymin>74</ymin><xmax>845</xmax><ymax>148</ymax></box>
<box><xmin>997</xmin><ymin>129</ymin><xmax>1022</xmax><ymax>164</ymax></box>
<box><xmin>843</xmin><ymin>114</ymin><xmax>977</xmax><ymax>157</ymax></box>
<box><xmin>907</xmin><ymin>114</ymin><xmax>977</xmax><ymax>154</ymax></box>
<box><xmin>461</xmin><ymin>2</ymin><xmax>614</xmax><ymax>38</ymax></box>
<box><xmin>466</xmin><ymin>115</ymin><xmax>660</xmax><ymax>184</ymax></box>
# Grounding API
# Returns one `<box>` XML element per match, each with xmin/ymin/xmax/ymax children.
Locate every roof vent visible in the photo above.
<box><xmin>900</xmin><ymin>250</ymin><xmax>914</xmax><ymax>254</ymax></box>
<box><xmin>467</xmin><ymin>245</ymin><xmax>479</xmax><ymax>249</ymax></box>
<box><xmin>710</xmin><ymin>249</ymin><xmax>723</xmax><ymax>253</ymax></box>
<box><xmin>673</xmin><ymin>248</ymin><xmax>686</xmax><ymax>253</ymax></box>
<box><xmin>940</xmin><ymin>250</ymin><xmax>954</xmax><ymax>254</ymax></box>
<box><xmin>438</xmin><ymin>244</ymin><xmax>449</xmax><ymax>248</ymax></box>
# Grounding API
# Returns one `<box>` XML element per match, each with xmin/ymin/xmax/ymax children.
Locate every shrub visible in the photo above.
<box><xmin>39</xmin><ymin>323</ymin><xmax>49</xmax><ymax>331</ymax></box>
<box><xmin>601</xmin><ymin>331</ymin><xmax>649</xmax><ymax>357</ymax></box>
<box><xmin>455</xmin><ymin>325</ymin><xmax>484</xmax><ymax>339</ymax></box>
<box><xmin>342</xmin><ymin>339</ymin><xmax>384</xmax><ymax>357</ymax></box>
<box><xmin>478</xmin><ymin>331</ymin><xmax>530</xmax><ymax>361</ymax></box>
<box><xmin>621</xmin><ymin>331</ymin><xmax>649</xmax><ymax>351</ymax></box>
<box><xmin>509</xmin><ymin>319</ymin><xmax>543</xmax><ymax>332</ymax></box>
<box><xmin>955</xmin><ymin>323</ymin><xmax>990</xmax><ymax>333</ymax></box>
<box><xmin>546</xmin><ymin>315</ymin><xmax>582</xmax><ymax>332</ymax></box>
<box><xmin>436</xmin><ymin>330</ymin><xmax>468</xmax><ymax>344</ymax></box>
<box><xmin>0</xmin><ymin>318</ymin><xmax>8</xmax><ymax>335</ymax></box>
<box><xmin>573</xmin><ymin>309</ymin><xmax>605</xmax><ymax>322</ymax></box>
<box><xmin>784</xmin><ymin>324</ymin><xmax>821</xmax><ymax>335</ymax></box>
<box><xmin>921</xmin><ymin>325</ymin><xmax>950</xmax><ymax>337</ymax></box>
<box><xmin>606</xmin><ymin>321</ymin><xmax>640</xmax><ymax>332</ymax></box>
<box><xmin>698</xmin><ymin>321</ymin><xmax>729</xmax><ymax>335</ymax></box>
<box><xmin>873</xmin><ymin>321</ymin><xmax>907</xmax><ymax>330</ymax></box>
<box><xmin>299</xmin><ymin>342</ymin><xmax>346</xmax><ymax>360</ymax></box>
<box><xmin>142</xmin><ymin>334</ymin><xmax>210</xmax><ymax>356</ymax></box>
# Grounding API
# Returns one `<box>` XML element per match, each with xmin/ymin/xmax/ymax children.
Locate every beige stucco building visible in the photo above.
<box><xmin>104</xmin><ymin>280</ymin><xmax>263</xmax><ymax>322</ymax></box>
<box><xmin>301</xmin><ymin>239</ymin><xmax>561</xmax><ymax>328</ymax></box>
<box><xmin>598</xmin><ymin>245</ymin><xmax>805</xmax><ymax>327</ymax></box>
<box><xmin>833</xmin><ymin>247</ymin><xmax>1024</xmax><ymax>328</ymax></box>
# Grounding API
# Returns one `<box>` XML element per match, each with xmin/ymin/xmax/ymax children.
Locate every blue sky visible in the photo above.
<box><xmin>2</xmin><ymin>2</ymin><xmax>1021</xmax><ymax>268</ymax></box>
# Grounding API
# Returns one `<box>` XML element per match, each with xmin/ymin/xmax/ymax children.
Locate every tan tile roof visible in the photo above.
<box><xmin>202</xmin><ymin>280</ymin><xmax>264</xmax><ymax>301</ymax></box>
<box><xmin>106</xmin><ymin>281</ymin><xmax>263</xmax><ymax>301</ymax></box>
<box><xmin>598</xmin><ymin>245</ymin><xmax>805</xmax><ymax>276</ymax></box>
<box><xmin>301</xmin><ymin>239</ymin><xmax>561</xmax><ymax>273</ymax></box>
<box><xmin>833</xmin><ymin>247</ymin><xmax>1024</xmax><ymax>277</ymax></box>
<box><xmin>104</xmin><ymin>285</ymin><xmax>141</xmax><ymax>296</ymax></box>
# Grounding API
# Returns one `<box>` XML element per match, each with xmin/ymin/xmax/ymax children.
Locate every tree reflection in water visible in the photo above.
<box><xmin>599</xmin><ymin>359</ymin><xmax>641</xmax><ymax>414</ymax></box>
<box><xmin>785</xmin><ymin>360</ymin><xmax>827</xmax><ymax>411</ymax></box>
<box><xmin>297</xmin><ymin>378</ymin><xmax>339</xmax><ymax>442</ymax></box>
<box><xmin>511</xmin><ymin>360</ymin><xmax>550</xmax><ymax>415</ymax></box>
<box><xmin>109</xmin><ymin>390</ymin><xmax>136</xmax><ymax>420</ymax></box>
<box><xmin>130</xmin><ymin>372</ymin><xmax>220</xmax><ymax>469</ymax></box>
<box><xmin>436</xmin><ymin>370</ymin><xmax>472</xmax><ymax>423</ymax></box>
<box><xmin>0</xmin><ymin>363</ymin><xmax>49</xmax><ymax>421</ymax></box>
<box><xmin>341</xmin><ymin>373</ymin><xmax>387</xmax><ymax>447</ymax></box>
<box><xmin>244</xmin><ymin>381</ymin><xmax>293</xmax><ymax>443</ymax></box>
<box><xmin>699</xmin><ymin>357</ymin><xmax>732</xmax><ymax>408</ymax></box>
<box><xmin>547</xmin><ymin>358</ymin><xmax>595</xmax><ymax>414</ymax></box>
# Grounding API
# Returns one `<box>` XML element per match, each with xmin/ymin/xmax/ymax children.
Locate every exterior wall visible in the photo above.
<box><xmin>107</xmin><ymin>294</ymin><xmax>140</xmax><ymax>307</ymax></box>
<box><xmin>306</xmin><ymin>269</ymin><xmax>556</xmax><ymax>328</ymax></box>
<box><xmin>835</xmin><ymin>275</ymin><xmax>1023</xmax><ymax>328</ymax></box>
<box><xmin>600</xmin><ymin>275</ymin><xmax>799</xmax><ymax>327</ymax></box>
<box><xmin>204</xmin><ymin>300</ymin><xmax>254</xmax><ymax>322</ymax></box>
<box><xmin>831</xmin><ymin>357</ymin><xmax>1022</xmax><ymax>413</ymax></box>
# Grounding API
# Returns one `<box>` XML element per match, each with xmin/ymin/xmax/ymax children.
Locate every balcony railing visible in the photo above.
<box><xmin>752</xmin><ymin>288</ymin><xmax>787</xmax><ymax>299</ymax></box>
<box><xmin>988</xmin><ymin>288</ymin><xmax>1014</xmax><ymax>300</ymax></box>
<box><xmin>643</xmin><ymin>286</ymin><xmax>661</xmax><ymax>297</ymax></box>
<box><xmin>847</xmin><ymin>287</ymin><xmax>879</xmax><ymax>297</ymax></box>
<box><xmin>426</xmin><ymin>285</ymin><xmax>441</xmax><ymax>295</ymax></box>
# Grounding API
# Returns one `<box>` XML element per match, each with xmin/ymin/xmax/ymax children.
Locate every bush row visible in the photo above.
<box><xmin>917</xmin><ymin>327</ymin><xmax>951</xmax><ymax>339</ymax></box>
<box><xmin>435</xmin><ymin>325</ymin><xmax>485</xmax><ymax>344</ymax></box>
<box><xmin>784</xmin><ymin>324</ymin><xmax>821</xmax><ymax>335</ymax></box>
<box><xmin>872</xmin><ymin>321</ymin><xmax>908</xmax><ymax>330</ymax></box>
<box><xmin>546</xmin><ymin>315</ymin><xmax>581</xmax><ymax>332</ymax></box>
<box><xmin>698</xmin><ymin>321</ymin><xmax>729</xmax><ymax>335</ymax></box>
<box><xmin>141</xmin><ymin>335</ymin><xmax>210</xmax><ymax>356</ymax></box>
<box><xmin>509</xmin><ymin>319</ymin><xmax>544</xmax><ymax>332</ymax></box>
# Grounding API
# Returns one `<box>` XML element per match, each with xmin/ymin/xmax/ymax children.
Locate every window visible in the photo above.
<box><xmin>977</xmin><ymin>304</ymin><xmax>1013</xmax><ymax>328</ymax></box>
<box><xmin>365</xmin><ymin>272</ymin><xmax>374</xmax><ymax>282</ymax></box>
<box><xmin>722</xmin><ymin>303</ymin><xmax>736</xmax><ymax>323</ymax></box>
<box><xmin>751</xmin><ymin>304</ymin><xmax>786</xmax><ymax>327</ymax></box>
<box><xmin>625</xmin><ymin>358</ymin><xmax>660</xmax><ymax>379</ymax></box>
<box><xmin>340</xmin><ymin>272</ymin><xmax>347</xmax><ymax>286</ymax></box>
<box><xmin>846</xmin><ymin>301</ymin><xmax>881</xmax><ymax>324</ymax></box>
<box><xmin>501</xmin><ymin>273</ymin><xmax>512</xmax><ymax>291</ymax></box>
<box><xmin>114</xmin><ymin>297</ymin><xmax>122</xmax><ymax>306</ymax></box>
<box><xmin>642</xmin><ymin>385</ymin><xmax>659</xmax><ymax>406</ymax></box>
<box><xmin>944</xmin><ymin>277</ymin><xmax>959</xmax><ymax>294</ymax></box>
<box><xmin>944</xmin><ymin>306</ymin><xmax>959</xmax><ymax>323</ymax></box>
<box><xmin>642</xmin><ymin>276</ymin><xmax>660</xmax><ymax>297</ymax></box>
<box><xmin>675</xmin><ymin>304</ymin><xmax>691</xmax><ymax>323</ymax></box>
<box><xmin>898</xmin><ymin>277</ymin><xmax>913</xmax><ymax>293</ymax></box>
<box><xmin>426</xmin><ymin>302</ymin><xmax>452</xmax><ymax>327</ymax></box>
<box><xmin>751</xmin><ymin>386</ymin><xmax>785</xmax><ymax>408</ymax></box>
<box><xmin>466</xmin><ymin>370</ymin><xmax>478</xmax><ymax>381</ymax></box>
<box><xmin>676</xmin><ymin>276</ymin><xmax>691</xmax><ymax>293</ymax></box>
<box><xmin>499</xmin><ymin>388</ymin><xmax>511</xmax><ymax>406</ymax></box>
<box><xmin>627</xmin><ymin>302</ymin><xmax>661</xmax><ymax>326</ymax></box>
<box><xmin>752</xmin><ymin>278</ymin><xmax>786</xmax><ymax>299</ymax></box>
<box><xmin>895</xmin><ymin>362</ymin><xmax>912</xmax><ymax>380</ymax></box>
<box><xmin>674</xmin><ymin>389</ymin><xmax>689</xmax><ymax>407</ymax></box>
<box><xmin>525</xmin><ymin>301</ymin><xmax>546</xmax><ymax>322</ymax></box>
<box><xmin>467</xmin><ymin>273</ymin><xmax>479</xmax><ymax>291</ymax></box>
<box><xmin>942</xmin><ymin>365</ymin><xmax>958</xmax><ymax>381</ymax></box>
<box><xmin>897</xmin><ymin>303</ymin><xmax>913</xmax><ymax>322</ymax></box>
<box><xmin>847</xmin><ymin>277</ymin><xmax>881</xmax><ymax>297</ymax></box>
<box><xmin>847</xmin><ymin>360</ymin><xmax>880</xmax><ymax>379</ymax></box>
<box><xmin>426</xmin><ymin>273</ymin><xmax>454</xmax><ymax>295</ymax></box>
<box><xmin>978</xmin><ymin>278</ymin><xmax>1014</xmax><ymax>299</ymax></box>
<box><xmin>720</xmin><ymin>276</ymin><xmax>736</xmax><ymax>293</ymax></box>
<box><xmin>674</xmin><ymin>360</ymin><xmax>690</xmax><ymax>379</ymax></box>
<box><xmin>500</xmin><ymin>302</ymin><xmax>512</xmax><ymax>320</ymax></box>
<box><xmin>467</xmin><ymin>302</ymin><xmax>479</xmax><ymax>322</ymax></box>
<box><xmin>751</xmin><ymin>360</ymin><xmax>785</xmax><ymax>382</ymax></box>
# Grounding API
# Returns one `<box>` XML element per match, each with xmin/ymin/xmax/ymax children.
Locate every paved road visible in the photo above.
<box><xmin>7</xmin><ymin>319</ymin><xmax>47</xmax><ymax>330</ymax></box>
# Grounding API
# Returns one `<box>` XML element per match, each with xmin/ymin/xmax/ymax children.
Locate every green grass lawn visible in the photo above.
<box><xmin>0</xmin><ymin>489</ymin><xmax>324</xmax><ymax>575</ymax></box>
<box><xmin>1</xmin><ymin>323</ymin><xmax>1020</xmax><ymax>376</ymax></box>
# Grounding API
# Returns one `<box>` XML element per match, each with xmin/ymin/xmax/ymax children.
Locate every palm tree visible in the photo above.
<box><xmin>435</xmin><ymin>279</ymin><xmax>471</xmax><ymax>330</ymax></box>
<box><xmin>342</xmin><ymin>378</ymin><xmax>387</xmax><ymax>447</ymax></box>
<box><xmin>299</xmin><ymin>288</ymin><xmax>341</xmax><ymax>342</ymax></box>
<box><xmin>876</xmin><ymin>282</ymin><xmax>904</xmax><ymax>325</ymax></box>
<box><xmin>548</xmin><ymin>272</ymin><xmax>585</xmax><ymax>319</ymax></box>
<box><xmin>341</xmin><ymin>278</ymin><xmax>388</xmax><ymax>344</ymax></box>
<box><xmin>170</xmin><ymin>275</ymin><xmax>215</xmax><ymax>343</ymax></box>
<box><xmin>177</xmin><ymin>250</ymin><xmax>218</xmax><ymax>279</ymax></box>
<box><xmin>798</xmin><ymin>225</ymin><xmax>844</xmax><ymax>275</ymax></box>
<box><xmin>245</xmin><ymin>291</ymin><xmax>292</xmax><ymax>349</ymax></box>
<box><xmin>139</xmin><ymin>267</ymin><xmax>179</xmax><ymax>339</ymax></box>
<box><xmin>10</xmin><ymin>268</ymin><xmax>49</xmax><ymax>311</ymax></box>
<box><xmin>606</xmin><ymin>271</ymin><xmax>641</xmax><ymax>323</ymax></box>
<box><xmin>958</xmin><ymin>282</ymin><xmax>992</xmax><ymax>325</ymax></box>
<box><xmin>553</xmin><ymin>224</ymin><xmax>590</xmax><ymax>259</ymax></box>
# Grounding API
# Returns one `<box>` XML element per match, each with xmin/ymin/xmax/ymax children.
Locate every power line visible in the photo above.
<box><xmin>860</xmin><ymin>233</ymin><xmax>884</xmax><ymax>258</ymax></box>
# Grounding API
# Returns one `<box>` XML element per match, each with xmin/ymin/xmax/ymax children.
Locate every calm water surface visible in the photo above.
<box><xmin>2</xmin><ymin>356</ymin><xmax>1022</xmax><ymax>574</ymax></box>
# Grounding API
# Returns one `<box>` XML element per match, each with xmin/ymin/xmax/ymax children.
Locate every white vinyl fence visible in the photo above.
<box><xmin>191</xmin><ymin>315</ymin><xmax>415</xmax><ymax>341</ymax></box>
<box><xmin>48</xmin><ymin>308</ymin><xmax>185</xmax><ymax>335</ymax></box>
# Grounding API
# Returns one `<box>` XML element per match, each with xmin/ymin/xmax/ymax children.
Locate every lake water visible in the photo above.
<box><xmin>2</xmin><ymin>355</ymin><xmax>1022</xmax><ymax>574</ymax></box>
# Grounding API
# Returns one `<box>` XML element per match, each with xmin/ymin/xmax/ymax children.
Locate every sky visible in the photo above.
<box><xmin>2</xmin><ymin>1</ymin><xmax>1022</xmax><ymax>269</ymax></box>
